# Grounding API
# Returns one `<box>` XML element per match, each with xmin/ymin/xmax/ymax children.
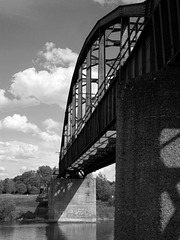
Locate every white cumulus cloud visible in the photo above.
<box><xmin>36</xmin><ymin>42</ymin><xmax>78</xmax><ymax>71</ymax></box>
<box><xmin>93</xmin><ymin>0</ymin><xmax>144</xmax><ymax>6</ymax></box>
<box><xmin>0</xmin><ymin>89</ymin><xmax>40</xmax><ymax>111</ymax></box>
<box><xmin>43</xmin><ymin>119</ymin><xmax>60</xmax><ymax>132</ymax></box>
<box><xmin>0</xmin><ymin>43</ymin><xmax>78</xmax><ymax>111</ymax></box>
<box><xmin>94</xmin><ymin>164</ymin><xmax>115</xmax><ymax>182</ymax></box>
<box><xmin>20</xmin><ymin>166</ymin><xmax>28</xmax><ymax>172</ymax></box>
<box><xmin>0</xmin><ymin>114</ymin><xmax>60</xmax><ymax>143</ymax></box>
<box><xmin>0</xmin><ymin>172</ymin><xmax>9</xmax><ymax>178</ymax></box>
<box><xmin>0</xmin><ymin>141</ymin><xmax>39</xmax><ymax>161</ymax></box>
<box><xmin>0</xmin><ymin>90</ymin><xmax>9</xmax><ymax>105</ymax></box>
<box><xmin>19</xmin><ymin>165</ymin><xmax>38</xmax><ymax>174</ymax></box>
<box><xmin>2</xmin><ymin>114</ymin><xmax>39</xmax><ymax>133</ymax></box>
<box><xmin>0</xmin><ymin>141</ymin><xmax>59</xmax><ymax>179</ymax></box>
<box><xmin>0</xmin><ymin>166</ymin><xmax>6</xmax><ymax>173</ymax></box>
<box><xmin>10</xmin><ymin>66</ymin><xmax>74</xmax><ymax>108</ymax></box>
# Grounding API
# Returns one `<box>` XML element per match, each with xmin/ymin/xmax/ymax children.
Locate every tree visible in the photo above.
<box><xmin>23</xmin><ymin>175</ymin><xmax>40</xmax><ymax>194</ymax></box>
<box><xmin>0</xmin><ymin>181</ymin><xmax>4</xmax><ymax>194</ymax></box>
<box><xmin>96</xmin><ymin>173</ymin><xmax>113</xmax><ymax>202</ymax></box>
<box><xmin>28</xmin><ymin>186</ymin><xmax>39</xmax><ymax>194</ymax></box>
<box><xmin>16</xmin><ymin>183</ymin><xmax>27</xmax><ymax>194</ymax></box>
<box><xmin>37</xmin><ymin>166</ymin><xmax>53</xmax><ymax>187</ymax></box>
<box><xmin>28</xmin><ymin>176</ymin><xmax>40</xmax><ymax>188</ymax></box>
<box><xmin>14</xmin><ymin>175</ymin><xmax>23</xmax><ymax>184</ymax></box>
<box><xmin>21</xmin><ymin>170</ymin><xmax>36</xmax><ymax>183</ymax></box>
<box><xmin>3</xmin><ymin>178</ymin><xmax>15</xmax><ymax>194</ymax></box>
<box><xmin>21</xmin><ymin>171</ymin><xmax>41</xmax><ymax>193</ymax></box>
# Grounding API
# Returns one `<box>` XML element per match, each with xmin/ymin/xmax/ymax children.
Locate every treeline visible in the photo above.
<box><xmin>0</xmin><ymin>166</ymin><xmax>53</xmax><ymax>195</ymax></box>
<box><xmin>0</xmin><ymin>167</ymin><xmax>115</xmax><ymax>205</ymax></box>
<box><xmin>0</xmin><ymin>169</ymin><xmax>115</xmax><ymax>221</ymax></box>
<box><xmin>96</xmin><ymin>172</ymin><xmax>115</xmax><ymax>206</ymax></box>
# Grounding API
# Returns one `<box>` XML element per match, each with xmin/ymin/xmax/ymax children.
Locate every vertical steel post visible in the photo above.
<box><xmin>67</xmin><ymin>104</ymin><xmax>71</xmax><ymax>142</ymax></box>
<box><xmin>98</xmin><ymin>30</ymin><xmax>105</xmax><ymax>101</ymax></box>
<box><xmin>86</xmin><ymin>49</ymin><xmax>92</xmax><ymax>117</ymax></box>
<box><xmin>72</xmin><ymin>84</ymin><xmax>76</xmax><ymax>136</ymax></box>
<box><xmin>77</xmin><ymin>67</ymin><xmax>83</xmax><ymax>131</ymax></box>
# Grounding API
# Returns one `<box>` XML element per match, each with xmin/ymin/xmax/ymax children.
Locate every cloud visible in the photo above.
<box><xmin>0</xmin><ymin>141</ymin><xmax>39</xmax><ymax>161</ymax></box>
<box><xmin>0</xmin><ymin>90</ymin><xmax>9</xmax><ymax>105</ymax></box>
<box><xmin>2</xmin><ymin>114</ymin><xmax>39</xmax><ymax>133</ymax></box>
<box><xmin>20</xmin><ymin>166</ymin><xmax>28</xmax><ymax>172</ymax></box>
<box><xmin>0</xmin><ymin>172</ymin><xmax>9</xmax><ymax>178</ymax></box>
<box><xmin>0</xmin><ymin>140</ymin><xmax>59</xmax><ymax>179</ymax></box>
<box><xmin>19</xmin><ymin>165</ymin><xmax>38</xmax><ymax>173</ymax></box>
<box><xmin>36</xmin><ymin>42</ymin><xmax>78</xmax><ymax>71</ymax></box>
<box><xmin>93</xmin><ymin>0</ymin><xmax>117</xmax><ymax>4</ymax></box>
<box><xmin>93</xmin><ymin>0</ymin><xmax>144</xmax><ymax>6</ymax></box>
<box><xmin>0</xmin><ymin>89</ymin><xmax>40</xmax><ymax>110</ymax></box>
<box><xmin>31</xmin><ymin>151</ymin><xmax>58</xmax><ymax>168</ymax></box>
<box><xmin>94</xmin><ymin>163</ymin><xmax>115</xmax><ymax>181</ymax></box>
<box><xmin>0</xmin><ymin>87</ymin><xmax>39</xmax><ymax>112</ymax></box>
<box><xmin>19</xmin><ymin>151</ymin><xmax>58</xmax><ymax>174</ymax></box>
<box><xmin>0</xmin><ymin>166</ymin><xmax>6</xmax><ymax>173</ymax></box>
<box><xmin>43</xmin><ymin>119</ymin><xmax>60</xmax><ymax>133</ymax></box>
<box><xmin>0</xmin><ymin>43</ymin><xmax>78</xmax><ymax>111</ymax></box>
<box><xmin>0</xmin><ymin>114</ymin><xmax>60</xmax><ymax>143</ymax></box>
<box><xmin>10</xmin><ymin>66</ymin><xmax>74</xmax><ymax>108</ymax></box>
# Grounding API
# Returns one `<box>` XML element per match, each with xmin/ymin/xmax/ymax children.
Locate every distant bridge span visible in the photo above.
<box><xmin>58</xmin><ymin>0</ymin><xmax>180</xmax><ymax>177</ymax></box>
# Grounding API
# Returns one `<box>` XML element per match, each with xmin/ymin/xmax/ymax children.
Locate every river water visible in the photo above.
<box><xmin>0</xmin><ymin>220</ymin><xmax>114</xmax><ymax>240</ymax></box>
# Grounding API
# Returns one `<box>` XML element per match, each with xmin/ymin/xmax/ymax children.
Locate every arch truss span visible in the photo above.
<box><xmin>58</xmin><ymin>0</ymin><xmax>152</xmax><ymax>177</ymax></box>
<box><xmin>58</xmin><ymin>0</ymin><xmax>180</xmax><ymax>177</ymax></box>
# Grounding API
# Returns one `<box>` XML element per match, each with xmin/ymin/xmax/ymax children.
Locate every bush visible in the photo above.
<box><xmin>22</xmin><ymin>211</ymin><xmax>35</xmax><ymax>219</ymax></box>
<box><xmin>0</xmin><ymin>199</ymin><xmax>16</xmax><ymax>221</ymax></box>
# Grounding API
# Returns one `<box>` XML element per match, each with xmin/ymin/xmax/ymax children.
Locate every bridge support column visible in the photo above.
<box><xmin>48</xmin><ymin>174</ymin><xmax>96</xmax><ymax>222</ymax></box>
<box><xmin>115</xmin><ymin>66</ymin><xmax>180</xmax><ymax>239</ymax></box>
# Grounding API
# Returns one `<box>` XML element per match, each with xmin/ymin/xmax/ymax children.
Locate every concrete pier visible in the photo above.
<box><xmin>48</xmin><ymin>174</ymin><xmax>96</xmax><ymax>222</ymax></box>
<box><xmin>115</xmin><ymin>66</ymin><xmax>180</xmax><ymax>239</ymax></box>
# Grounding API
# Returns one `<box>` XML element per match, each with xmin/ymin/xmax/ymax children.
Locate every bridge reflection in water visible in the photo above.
<box><xmin>0</xmin><ymin>221</ymin><xmax>114</xmax><ymax>240</ymax></box>
<box><xmin>46</xmin><ymin>221</ymin><xmax>114</xmax><ymax>240</ymax></box>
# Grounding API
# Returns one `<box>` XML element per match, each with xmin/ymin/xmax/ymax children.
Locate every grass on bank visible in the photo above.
<box><xmin>0</xmin><ymin>194</ymin><xmax>47</xmax><ymax>221</ymax></box>
<box><xmin>0</xmin><ymin>194</ymin><xmax>114</xmax><ymax>222</ymax></box>
<box><xmin>97</xmin><ymin>200</ymin><xmax>114</xmax><ymax>220</ymax></box>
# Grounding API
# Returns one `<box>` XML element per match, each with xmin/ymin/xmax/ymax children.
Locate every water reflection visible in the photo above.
<box><xmin>46</xmin><ymin>223</ymin><xmax>67</xmax><ymax>240</ymax></box>
<box><xmin>0</xmin><ymin>223</ymin><xmax>15</xmax><ymax>240</ymax></box>
<box><xmin>0</xmin><ymin>223</ymin><xmax>46</xmax><ymax>240</ymax></box>
<box><xmin>46</xmin><ymin>223</ymin><xmax>96</xmax><ymax>240</ymax></box>
<box><xmin>97</xmin><ymin>221</ymin><xmax>114</xmax><ymax>240</ymax></box>
<box><xmin>0</xmin><ymin>220</ymin><xmax>114</xmax><ymax>240</ymax></box>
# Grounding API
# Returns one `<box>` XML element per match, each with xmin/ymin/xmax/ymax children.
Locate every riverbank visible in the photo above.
<box><xmin>0</xmin><ymin>194</ymin><xmax>114</xmax><ymax>222</ymax></box>
<box><xmin>0</xmin><ymin>194</ymin><xmax>48</xmax><ymax>221</ymax></box>
<box><xmin>97</xmin><ymin>200</ymin><xmax>114</xmax><ymax>220</ymax></box>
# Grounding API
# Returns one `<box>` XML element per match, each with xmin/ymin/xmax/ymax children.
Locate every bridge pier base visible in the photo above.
<box><xmin>48</xmin><ymin>174</ymin><xmax>96</xmax><ymax>222</ymax></box>
<box><xmin>115</xmin><ymin>66</ymin><xmax>180</xmax><ymax>239</ymax></box>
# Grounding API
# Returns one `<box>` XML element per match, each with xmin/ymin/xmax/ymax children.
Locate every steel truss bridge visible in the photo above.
<box><xmin>58</xmin><ymin>0</ymin><xmax>180</xmax><ymax>177</ymax></box>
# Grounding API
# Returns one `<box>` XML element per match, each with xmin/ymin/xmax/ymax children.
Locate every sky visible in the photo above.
<box><xmin>0</xmin><ymin>0</ymin><xmax>144</xmax><ymax>181</ymax></box>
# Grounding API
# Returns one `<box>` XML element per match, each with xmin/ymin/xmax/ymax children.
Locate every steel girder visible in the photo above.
<box><xmin>58</xmin><ymin>0</ymin><xmax>180</xmax><ymax>177</ymax></box>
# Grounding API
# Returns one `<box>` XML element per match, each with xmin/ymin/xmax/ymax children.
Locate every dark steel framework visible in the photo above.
<box><xmin>58</xmin><ymin>0</ymin><xmax>180</xmax><ymax>177</ymax></box>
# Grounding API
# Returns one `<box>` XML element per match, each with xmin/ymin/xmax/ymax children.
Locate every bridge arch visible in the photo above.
<box><xmin>59</xmin><ymin>0</ymin><xmax>154</xmax><ymax>177</ymax></box>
